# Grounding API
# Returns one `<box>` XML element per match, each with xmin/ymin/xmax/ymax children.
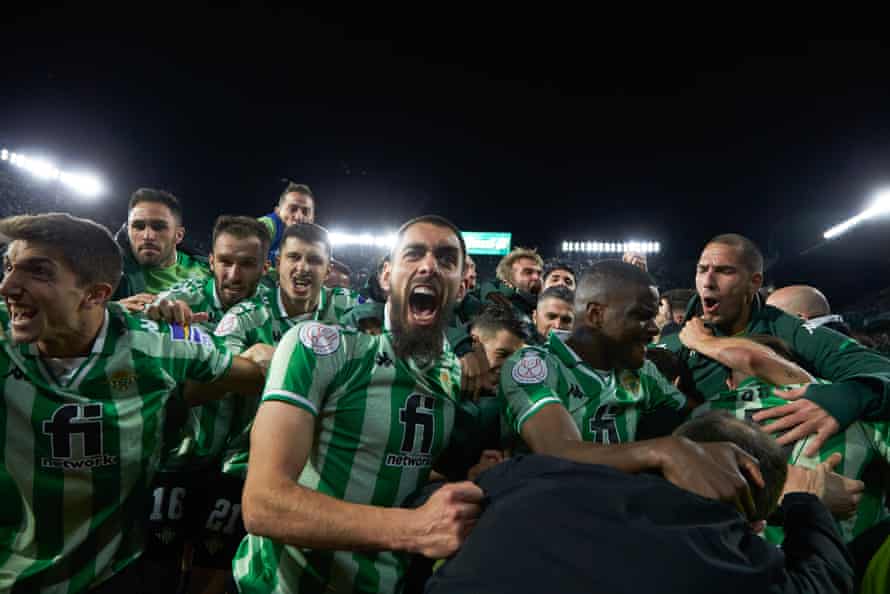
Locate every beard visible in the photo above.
<box><xmin>389</xmin><ymin>291</ymin><xmax>453</xmax><ymax>365</ymax></box>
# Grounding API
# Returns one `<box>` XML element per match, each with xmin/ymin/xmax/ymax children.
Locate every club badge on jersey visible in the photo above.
<box><xmin>512</xmin><ymin>353</ymin><xmax>548</xmax><ymax>384</ymax></box>
<box><xmin>298</xmin><ymin>322</ymin><xmax>341</xmax><ymax>356</ymax></box>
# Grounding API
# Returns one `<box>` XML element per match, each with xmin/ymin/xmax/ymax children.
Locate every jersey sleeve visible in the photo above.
<box><xmin>778</xmin><ymin>314</ymin><xmax>890</xmax><ymax>427</ymax></box>
<box><xmin>153</xmin><ymin>277</ymin><xmax>204</xmax><ymax>307</ymax></box>
<box><xmin>136</xmin><ymin>318</ymin><xmax>233</xmax><ymax>384</ymax></box>
<box><xmin>639</xmin><ymin>359</ymin><xmax>688</xmax><ymax>413</ymax></box>
<box><xmin>213</xmin><ymin>304</ymin><xmax>254</xmax><ymax>355</ymax></box>
<box><xmin>260</xmin><ymin>321</ymin><xmax>345</xmax><ymax>417</ymax></box>
<box><xmin>498</xmin><ymin>348</ymin><xmax>563</xmax><ymax>436</ymax></box>
<box><xmin>258</xmin><ymin>216</ymin><xmax>277</xmax><ymax>241</ymax></box>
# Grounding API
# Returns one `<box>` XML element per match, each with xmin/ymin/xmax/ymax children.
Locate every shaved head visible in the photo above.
<box><xmin>767</xmin><ymin>285</ymin><xmax>831</xmax><ymax>319</ymax></box>
<box><xmin>575</xmin><ymin>259</ymin><xmax>656</xmax><ymax>313</ymax></box>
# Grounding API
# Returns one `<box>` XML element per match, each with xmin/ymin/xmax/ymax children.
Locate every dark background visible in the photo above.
<box><xmin>2</xmin><ymin>9</ymin><xmax>890</xmax><ymax>307</ymax></box>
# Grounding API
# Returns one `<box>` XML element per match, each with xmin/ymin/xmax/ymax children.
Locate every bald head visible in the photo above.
<box><xmin>767</xmin><ymin>285</ymin><xmax>831</xmax><ymax>320</ymax></box>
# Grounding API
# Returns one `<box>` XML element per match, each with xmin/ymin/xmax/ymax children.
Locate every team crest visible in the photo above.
<box><xmin>108</xmin><ymin>369</ymin><xmax>136</xmax><ymax>392</ymax></box>
<box><xmin>619</xmin><ymin>371</ymin><xmax>641</xmax><ymax>395</ymax></box>
<box><xmin>440</xmin><ymin>369</ymin><xmax>451</xmax><ymax>387</ymax></box>
<box><xmin>512</xmin><ymin>353</ymin><xmax>548</xmax><ymax>384</ymax></box>
<box><xmin>299</xmin><ymin>322</ymin><xmax>341</xmax><ymax>356</ymax></box>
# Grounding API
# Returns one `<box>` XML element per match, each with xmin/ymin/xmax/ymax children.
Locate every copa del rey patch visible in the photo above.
<box><xmin>299</xmin><ymin>322</ymin><xmax>341</xmax><ymax>356</ymax></box>
<box><xmin>512</xmin><ymin>353</ymin><xmax>548</xmax><ymax>384</ymax></box>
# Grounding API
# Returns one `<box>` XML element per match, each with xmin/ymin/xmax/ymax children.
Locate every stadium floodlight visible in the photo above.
<box><xmin>1</xmin><ymin>146</ymin><xmax>105</xmax><ymax>198</ymax></box>
<box><xmin>560</xmin><ymin>239</ymin><xmax>661</xmax><ymax>254</ymax></box>
<box><xmin>824</xmin><ymin>189</ymin><xmax>890</xmax><ymax>240</ymax></box>
<box><xmin>328</xmin><ymin>229</ymin><xmax>398</xmax><ymax>249</ymax></box>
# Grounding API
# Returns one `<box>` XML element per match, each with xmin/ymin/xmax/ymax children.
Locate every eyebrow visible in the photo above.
<box><xmin>13</xmin><ymin>256</ymin><xmax>57</xmax><ymax>269</ymax></box>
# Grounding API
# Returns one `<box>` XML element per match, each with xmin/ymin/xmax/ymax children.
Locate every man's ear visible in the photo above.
<box><xmin>262</xmin><ymin>259</ymin><xmax>271</xmax><ymax>274</ymax></box>
<box><xmin>174</xmin><ymin>226</ymin><xmax>185</xmax><ymax>246</ymax></box>
<box><xmin>750</xmin><ymin>272</ymin><xmax>763</xmax><ymax>297</ymax></box>
<box><xmin>586</xmin><ymin>301</ymin><xmax>606</xmax><ymax>329</ymax></box>
<box><xmin>380</xmin><ymin>261</ymin><xmax>392</xmax><ymax>293</ymax></box>
<box><xmin>82</xmin><ymin>283</ymin><xmax>114</xmax><ymax>310</ymax></box>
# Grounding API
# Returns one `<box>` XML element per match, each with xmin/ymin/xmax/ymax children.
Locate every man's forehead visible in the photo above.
<box><xmin>514</xmin><ymin>257</ymin><xmax>541</xmax><ymax>269</ymax></box>
<box><xmin>540</xmin><ymin>297</ymin><xmax>572</xmax><ymax>311</ymax></box>
<box><xmin>699</xmin><ymin>242</ymin><xmax>742</xmax><ymax>264</ymax></box>
<box><xmin>281</xmin><ymin>236</ymin><xmax>327</xmax><ymax>255</ymax></box>
<box><xmin>129</xmin><ymin>202</ymin><xmax>176</xmax><ymax>221</ymax></box>
<box><xmin>282</xmin><ymin>192</ymin><xmax>313</xmax><ymax>206</ymax></box>
<box><xmin>611</xmin><ymin>283</ymin><xmax>658</xmax><ymax>308</ymax></box>
<box><xmin>214</xmin><ymin>233</ymin><xmax>263</xmax><ymax>253</ymax></box>
<box><xmin>398</xmin><ymin>222</ymin><xmax>461</xmax><ymax>249</ymax></box>
<box><xmin>5</xmin><ymin>240</ymin><xmax>63</xmax><ymax>266</ymax></box>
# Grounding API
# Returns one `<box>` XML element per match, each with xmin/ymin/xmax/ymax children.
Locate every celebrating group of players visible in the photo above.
<box><xmin>1</xmin><ymin>182</ymin><xmax>889</xmax><ymax>594</ymax></box>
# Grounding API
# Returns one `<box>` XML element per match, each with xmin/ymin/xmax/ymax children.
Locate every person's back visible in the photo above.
<box><xmin>426</xmin><ymin>452</ymin><xmax>853</xmax><ymax>594</ymax></box>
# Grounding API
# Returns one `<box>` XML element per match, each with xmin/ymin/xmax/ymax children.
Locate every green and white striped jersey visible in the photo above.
<box><xmin>0</xmin><ymin>303</ymin><xmax>232</xmax><ymax>593</ymax></box>
<box><xmin>694</xmin><ymin>376</ymin><xmax>890</xmax><ymax>543</ymax></box>
<box><xmin>152</xmin><ymin>276</ymin><xmax>269</xmax><ymax>470</ymax></box>
<box><xmin>233</xmin><ymin>321</ymin><xmax>462</xmax><ymax>594</ymax></box>
<box><xmin>214</xmin><ymin>286</ymin><xmax>358</xmax><ymax>478</ymax></box>
<box><xmin>499</xmin><ymin>333</ymin><xmax>687</xmax><ymax>447</ymax></box>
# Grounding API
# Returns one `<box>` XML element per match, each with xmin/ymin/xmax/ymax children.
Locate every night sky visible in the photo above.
<box><xmin>3</xmin><ymin>10</ymin><xmax>890</xmax><ymax>306</ymax></box>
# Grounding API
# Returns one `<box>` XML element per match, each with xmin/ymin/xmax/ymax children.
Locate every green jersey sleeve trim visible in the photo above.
<box><xmin>516</xmin><ymin>396</ymin><xmax>563</xmax><ymax>433</ymax></box>
<box><xmin>262</xmin><ymin>389</ymin><xmax>319</xmax><ymax>416</ymax></box>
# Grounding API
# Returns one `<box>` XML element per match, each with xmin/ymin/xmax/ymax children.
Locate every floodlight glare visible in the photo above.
<box><xmin>824</xmin><ymin>189</ymin><xmax>890</xmax><ymax>239</ymax></box>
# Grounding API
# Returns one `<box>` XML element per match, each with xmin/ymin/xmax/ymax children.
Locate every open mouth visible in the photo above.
<box><xmin>10</xmin><ymin>305</ymin><xmax>38</xmax><ymax>328</ymax></box>
<box><xmin>702</xmin><ymin>296</ymin><xmax>720</xmax><ymax>316</ymax></box>
<box><xmin>408</xmin><ymin>285</ymin><xmax>440</xmax><ymax>325</ymax></box>
<box><xmin>292</xmin><ymin>277</ymin><xmax>312</xmax><ymax>296</ymax></box>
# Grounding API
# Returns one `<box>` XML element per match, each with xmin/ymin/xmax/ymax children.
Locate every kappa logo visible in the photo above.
<box><xmin>108</xmin><ymin>369</ymin><xmax>136</xmax><ymax>392</ymax></box>
<box><xmin>512</xmin><ymin>353</ymin><xmax>548</xmax><ymax>384</ymax></box>
<box><xmin>567</xmin><ymin>384</ymin><xmax>584</xmax><ymax>400</ymax></box>
<box><xmin>375</xmin><ymin>352</ymin><xmax>394</xmax><ymax>367</ymax></box>
<box><xmin>3</xmin><ymin>364</ymin><xmax>25</xmax><ymax>381</ymax></box>
<box><xmin>299</xmin><ymin>322</ymin><xmax>340</xmax><ymax>356</ymax></box>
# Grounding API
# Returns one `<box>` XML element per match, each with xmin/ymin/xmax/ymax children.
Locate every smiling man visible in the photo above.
<box><xmin>0</xmin><ymin>213</ymin><xmax>268</xmax><ymax>593</ymax></box>
<box><xmin>497</xmin><ymin>261</ymin><xmax>767</xmax><ymax>511</ymax></box>
<box><xmin>233</xmin><ymin>215</ymin><xmax>484</xmax><ymax>594</ymax></box>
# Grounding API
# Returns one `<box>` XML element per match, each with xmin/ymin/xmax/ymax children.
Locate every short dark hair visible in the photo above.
<box><xmin>706</xmin><ymin>233</ymin><xmax>764</xmax><ymax>275</ymax></box>
<box><xmin>576</xmin><ymin>259</ymin><xmax>655</xmax><ymax>306</ymax></box>
<box><xmin>330</xmin><ymin>258</ymin><xmax>352</xmax><ymax>276</ymax></box>
<box><xmin>0</xmin><ymin>213</ymin><xmax>122</xmax><ymax>294</ymax></box>
<box><xmin>393</xmin><ymin>215</ymin><xmax>467</xmax><ymax>271</ymax></box>
<box><xmin>538</xmin><ymin>285</ymin><xmax>575</xmax><ymax>306</ymax></box>
<box><xmin>128</xmin><ymin>188</ymin><xmax>183</xmax><ymax>223</ymax></box>
<box><xmin>665</xmin><ymin>288</ymin><xmax>695</xmax><ymax>312</ymax></box>
<box><xmin>212</xmin><ymin>215</ymin><xmax>272</xmax><ymax>257</ymax></box>
<box><xmin>279</xmin><ymin>182</ymin><xmax>314</xmax><ymax>204</ymax></box>
<box><xmin>279</xmin><ymin>222</ymin><xmax>332</xmax><ymax>260</ymax></box>
<box><xmin>472</xmin><ymin>302</ymin><xmax>526</xmax><ymax>340</ymax></box>
<box><xmin>543</xmin><ymin>261</ymin><xmax>576</xmax><ymax>283</ymax></box>
<box><xmin>674</xmin><ymin>411</ymin><xmax>787</xmax><ymax>522</ymax></box>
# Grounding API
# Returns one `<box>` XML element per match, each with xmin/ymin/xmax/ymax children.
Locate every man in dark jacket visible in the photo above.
<box><xmin>426</xmin><ymin>412</ymin><xmax>854</xmax><ymax>594</ymax></box>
